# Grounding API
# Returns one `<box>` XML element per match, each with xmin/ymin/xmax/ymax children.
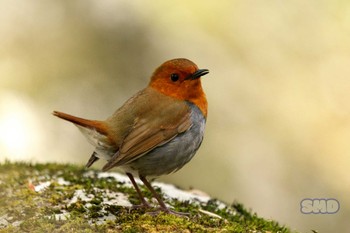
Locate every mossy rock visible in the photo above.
<box><xmin>0</xmin><ymin>162</ymin><xmax>295</xmax><ymax>233</ymax></box>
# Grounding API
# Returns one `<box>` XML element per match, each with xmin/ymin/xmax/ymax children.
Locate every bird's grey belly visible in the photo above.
<box><xmin>121</xmin><ymin>103</ymin><xmax>206</xmax><ymax>177</ymax></box>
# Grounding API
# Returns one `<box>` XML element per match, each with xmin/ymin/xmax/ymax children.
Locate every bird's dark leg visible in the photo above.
<box><xmin>85</xmin><ymin>151</ymin><xmax>99</xmax><ymax>168</ymax></box>
<box><xmin>139</xmin><ymin>175</ymin><xmax>189</xmax><ymax>216</ymax></box>
<box><xmin>126</xmin><ymin>173</ymin><xmax>151</xmax><ymax>209</ymax></box>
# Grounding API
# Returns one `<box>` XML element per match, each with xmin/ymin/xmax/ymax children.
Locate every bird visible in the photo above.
<box><xmin>53</xmin><ymin>58</ymin><xmax>209</xmax><ymax>215</ymax></box>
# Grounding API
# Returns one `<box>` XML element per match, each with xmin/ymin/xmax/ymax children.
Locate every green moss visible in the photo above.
<box><xmin>0</xmin><ymin>162</ymin><xmax>297</xmax><ymax>233</ymax></box>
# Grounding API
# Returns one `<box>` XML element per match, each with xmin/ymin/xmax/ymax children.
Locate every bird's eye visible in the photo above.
<box><xmin>170</xmin><ymin>73</ymin><xmax>179</xmax><ymax>82</ymax></box>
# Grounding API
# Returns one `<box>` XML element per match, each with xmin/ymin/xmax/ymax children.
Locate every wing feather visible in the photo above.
<box><xmin>102</xmin><ymin>96</ymin><xmax>192</xmax><ymax>171</ymax></box>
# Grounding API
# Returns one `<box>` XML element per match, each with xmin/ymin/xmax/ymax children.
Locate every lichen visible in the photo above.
<box><xmin>0</xmin><ymin>162</ymin><xmax>296</xmax><ymax>233</ymax></box>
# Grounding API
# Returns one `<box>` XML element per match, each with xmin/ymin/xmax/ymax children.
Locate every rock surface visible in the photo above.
<box><xmin>0</xmin><ymin>162</ymin><xmax>294</xmax><ymax>232</ymax></box>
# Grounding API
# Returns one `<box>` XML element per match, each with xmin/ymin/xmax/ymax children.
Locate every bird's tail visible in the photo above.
<box><xmin>52</xmin><ymin>111</ymin><xmax>108</xmax><ymax>135</ymax></box>
<box><xmin>53</xmin><ymin>111</ymin><xmax>116</xmax><ymax>167</ymax></box>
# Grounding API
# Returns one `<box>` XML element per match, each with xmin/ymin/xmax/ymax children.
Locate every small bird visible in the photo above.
<box><xmin>53</xmin><ymin>58</ymin><xmax>208</xmax><ymax>215</ymax></box>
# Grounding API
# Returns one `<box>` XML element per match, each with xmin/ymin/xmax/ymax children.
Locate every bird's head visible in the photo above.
<box><xmin>149</xmin><ymin>58</ymin><xmax>209</xmax><ymax>116</ymax></box>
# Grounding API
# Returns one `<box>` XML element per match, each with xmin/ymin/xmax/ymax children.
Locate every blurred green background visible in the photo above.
<box><xmin>1</xmin><ymin>0</ymin><xmax>349</xmax><ymax>232</ymax></box>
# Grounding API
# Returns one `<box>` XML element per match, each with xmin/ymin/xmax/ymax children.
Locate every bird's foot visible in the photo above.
<box><xmin>146</xmin><ymin>207</ymin><xmax>190</xmax><ymax>217</ymax></box>
<box><xmin>129</xmin><ymin>202</ymin><xmax>152</xmax><ymax>210</ymax></box>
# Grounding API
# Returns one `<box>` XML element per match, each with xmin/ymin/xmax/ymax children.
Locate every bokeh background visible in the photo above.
<box><xmin>1</xmin><ymin>0</ymin><xmax>349</xmax><ymax>232</ymax></box>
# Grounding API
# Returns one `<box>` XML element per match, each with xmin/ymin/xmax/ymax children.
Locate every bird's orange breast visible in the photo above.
<box><xmin>149</xmin><ymin>79</ymin><xmax>207</xmax><ymax>118</ymax></box>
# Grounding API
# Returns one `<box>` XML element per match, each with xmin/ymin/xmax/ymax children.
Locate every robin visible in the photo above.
<box><xmin>53</xmin><ymin>58</ymin><xmax>209</xmax><ymax>215</ymax></box>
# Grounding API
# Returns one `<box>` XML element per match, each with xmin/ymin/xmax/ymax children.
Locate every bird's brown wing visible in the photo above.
<box><xmin>102</xmin><ymin>98</ymin><xmax>192</xmax><ymax>171</ymax></box>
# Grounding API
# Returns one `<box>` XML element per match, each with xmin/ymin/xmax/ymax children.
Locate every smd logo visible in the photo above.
<box><xmin>300</xmin><ymin>198</ymin><xmax>340</xmax><ymax>214</ymax></box>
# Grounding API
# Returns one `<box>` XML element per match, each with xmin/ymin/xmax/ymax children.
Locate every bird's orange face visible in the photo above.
<box><xmin>149</xmin><ymin>58</ymin><xmax>209</xmax><ymax>117</ymax></box>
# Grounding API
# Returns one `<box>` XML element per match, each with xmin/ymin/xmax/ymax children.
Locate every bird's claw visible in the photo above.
<box><xmin>146</xmin><ymin>207</ymin><xmax>190</xmax><ymax>217</ymax></box>
<box><xmin>129</xmin><ymin>202</ymin><xmax>152</xmax><ymax>211</ymax></box>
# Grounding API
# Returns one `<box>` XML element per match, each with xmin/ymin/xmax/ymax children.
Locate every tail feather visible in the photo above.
<box><xmin>52</xmin><ymin>111</ymin><xmax>108</xmax><ymax>135</ymax></box>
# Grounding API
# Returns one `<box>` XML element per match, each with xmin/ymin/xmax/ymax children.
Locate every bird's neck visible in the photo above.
<box><xmin>149</xmin><ymin>84</ymin><xmax>207</xmax><ymax>118</ymax></box>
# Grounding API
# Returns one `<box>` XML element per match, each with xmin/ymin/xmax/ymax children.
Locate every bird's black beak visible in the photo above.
<box><xmin>187</xmin><ymin>69</ymin><xmax>209</xmax><ymax>80</ymax></box>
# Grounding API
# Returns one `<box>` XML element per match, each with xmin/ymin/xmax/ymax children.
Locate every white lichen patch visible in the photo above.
<box><xmin>97</xmin><ymin>172</ymin><xmax>138</xmax><ymax>187</ymax></box>
<box><xmin>102</xmin><ymin>189</ymin><xmax>132</xmax><ymax>207</ymax></box>
<box><xmin>57</xmin><ymin>177</ymin><xmax>71</xmax><ymax>186</ymax></box>
<box><xmin>153</xmin><ymin>182</ymin><xmax>211</xmax><ymax>203</ymax></box>
<box><xmin>28</xmin><ymin>177</ymin><xmax>71</xmax><ymax>192</ymax></box>
<box><xmin>68</xmin><ymin>188</ymin><xmax>132</xmax><ymax>208</ymax></box>
<box><xmin>68</xmin><ymin>189</ymin><xmax>94</xmax><ymax>205</ymax></box>
<box><xmin>33</xmin><ymin>181</ymin><xmax>51</xmax><ymax>192</ymax></box>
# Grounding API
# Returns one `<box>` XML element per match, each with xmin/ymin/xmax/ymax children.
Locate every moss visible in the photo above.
<box><xmin>0</xmin><ymin>162</ymin><xmax>297</xmax><ymax>233</ymax></box>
